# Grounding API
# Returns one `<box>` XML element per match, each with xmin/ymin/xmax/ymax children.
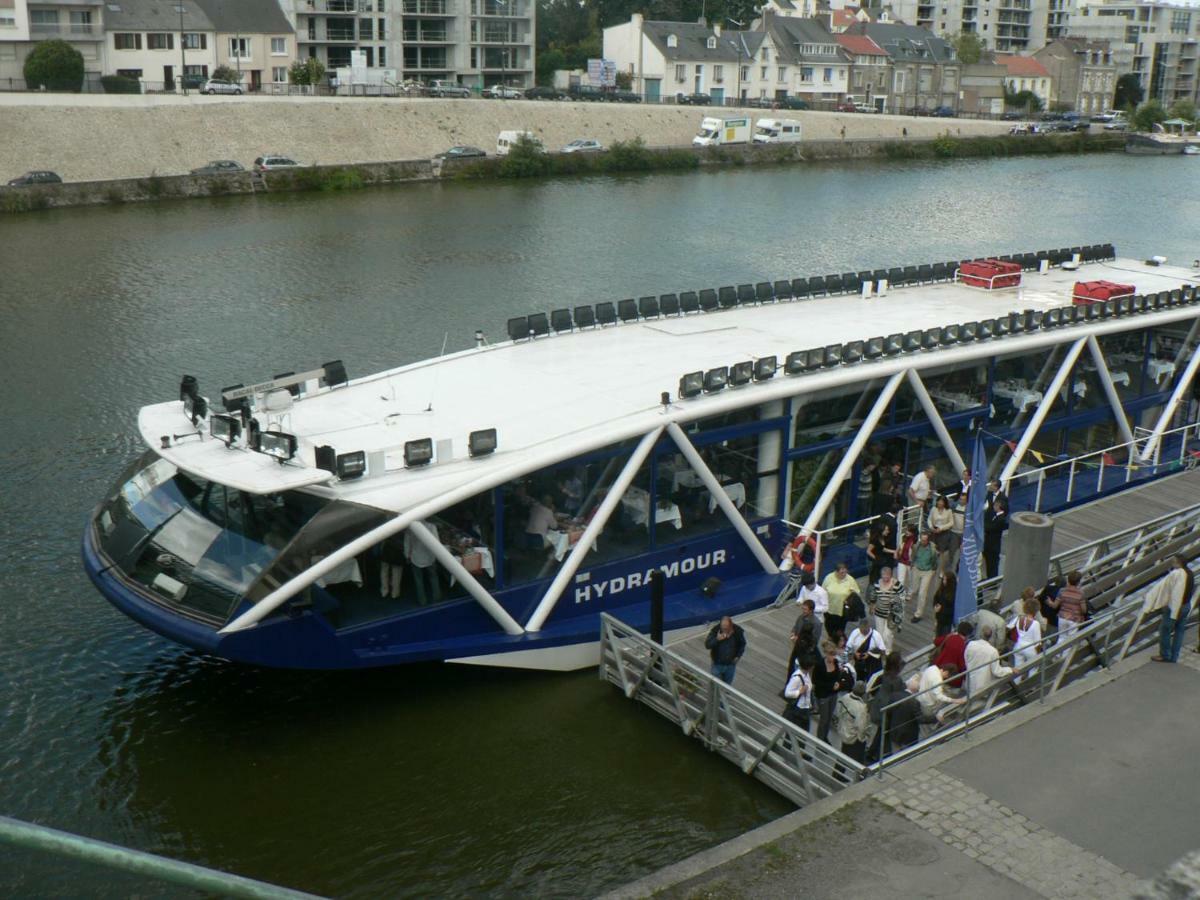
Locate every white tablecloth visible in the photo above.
<box><xmin>1148</xmin><ymin>358</ymin><xmax>1177</xmax><ymax>384</ymax></box>
<box><xmin>993</xmin><ymin>382</ymin><xmax>1042</xmax><ymax>412</ymax></box>
<box><xmin>708</xmin><ymin>481</ymin><xmax>747</xmax><ymax>513</ymax></box>
<box><xmin>622</xmin><ymin>487</ymin><xmax>683</xmax><ymax>530</ymax></box>
<box><xmin>930</xmin><ymin>390</ymin><xmax>979</xmax><ymax>412</ymax></box>
<box><xmin>544</xmin><ymin>529</ymin><xmax>592</xmax><ymax>562</ymax></box>
<box><xmin>671</xmin><ymin>469</ymin><xmax>705</xmax><ymax>491</ymax></box>
<box><xmin>313</xmin><ymin>555</ymin><xmax>363</xmax><ymax>588</ymax></box>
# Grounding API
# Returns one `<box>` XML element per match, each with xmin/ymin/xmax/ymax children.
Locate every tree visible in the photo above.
<box><xmin>288</xmin><ymin>58</ymin><xmax>327</xmax><ymax>86</ymax></box>
<box><xmin>23</xmin><ymin>39</ymin><xmax>84</xmax><ymax>92</ymax></box>
<box><xmin>536</xmin><ymin>47</ymin><xmax>565</xmax><ymax>86</ymax></box>
<box><xmin>614</xmin><ymin>69</ymin><xmax>632</xmax><ymax>89</ymax></box>
<box><xmin>1004</xmin><ymin>87</ymin><xmax>1043</xmax><ymax>113</ymax></box>
<box><xmin>211</xmin><ymin>64</ymin><xmax>241</xmax><ymax>84</ymax></box>
<box><xmin>1113</xmin><ymin>73</ymin><xmax>1142</xmax><ymax>111</ymax></box>
<box><xmin>1168</xmin><ymin>98</ymin><xmax>1197</xmax><ymax>122</ymax></box>
<box><xmin>950</xmin><ymin>31</ymin><xmax>983</xmax><ymax>65</ymax></box>
<box><xmin>1131</xmin><ymin>98</ymin><xmax>1167</xmax><ymax>132</ymax></box>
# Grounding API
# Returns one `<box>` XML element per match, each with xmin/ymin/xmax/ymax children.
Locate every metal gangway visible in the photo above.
<box><xmin>598</xmin><ymin>493</ymin><xmax>1200</xmax><ymax>807</ymax></box>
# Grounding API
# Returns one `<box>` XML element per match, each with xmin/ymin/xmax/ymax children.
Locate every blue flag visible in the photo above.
<box><xmin>954</xmin><ymin>435</ymin><xmax>987</xmax><ymax>622</ymax></box>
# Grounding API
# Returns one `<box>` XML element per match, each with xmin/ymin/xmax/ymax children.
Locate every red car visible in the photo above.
<box><xmin>835</xmin><ymin>101</ymin><xmax>857</xmax><ymax>112</ymax></box>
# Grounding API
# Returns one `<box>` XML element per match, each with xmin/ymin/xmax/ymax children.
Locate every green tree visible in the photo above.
<box><xmin>211</xmin><ymin>64</ymin><xmax>241</xmax><ymax>83</ymax></box>
<box><xmin>1113</xmin><ymin>73</ymin><xmax>1142</xmax><ymax>110</ymax></box>
<box><xmin>23</xmin><ymin>39</ymin><xmax>84</xmax><ymax>91</ymax></box>
<box><xmin>614</xmin><ymin>69</ymin><xmax>632</xmax><ymax>89</ymax></box>
<box><xmin>1168</xmin><ymin>98</ymin><xmax>1197</xmax><ymax>122</ymax></box>
<box><xmin>536</xmin><ymin>47</ymin><xmax>565</xmax><ymax>86</ymax></box>
<box><xmin>950</xmin><ymin>31</ymin><xmax>983</xmax><ymax>65</ymax></box>
<box><xmin>288</xmin><ymin>58</ymin><xmax>327</xmax><ymax>86</ymax></box>
<box><xmin>1004</xmin><ymin>87</ymin><xmax>1043</xmax><ymax>113</ymax></box>
<box><xmin>1131</xmin><ymin>98</ymin><xmax>1167</xmax><ymax>131</ymax></box>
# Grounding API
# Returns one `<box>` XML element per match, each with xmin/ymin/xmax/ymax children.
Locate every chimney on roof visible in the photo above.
<box><xmin>714</xmin><ymin>21</ymin><xmax>722</xmax><ymax>35</ymax></box>
<box><xmin>697</xmin><ymin>15</ymin><xmax>707</xmax><ymax>26</ymax></box>
<box><xmin>632</xmin><ymin>12</ymin><xmax>643</xmax><ymax>28</ymax></box>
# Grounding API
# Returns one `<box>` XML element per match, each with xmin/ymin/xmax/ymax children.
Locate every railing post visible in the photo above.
<box><xmin>1096</xmin><ymin>455</ymin><xmax>1105</xmax><ymax>493</ymax></box>
<box><xmin>1067</xmin><ymin>459</ymin><xmax>1076</xmax><ymax>503</ymax></box>
<box><xmin>1038</xmin><ymin>645</ymin><xmax>1047</xmax><ymax>704</ymax></box>
<box><xmin>876</xmin><ymin>707</ymin><xmax>888</xmax><ymax>780</ymax></box>
<box><xmin>1035</xmin><ymin>469</ymin><xmax>1045</xmax><ymax>511</ymax></box>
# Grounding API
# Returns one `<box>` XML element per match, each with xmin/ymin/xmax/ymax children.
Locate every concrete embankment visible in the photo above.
<box><xmin>0</xmin><ymin>92</ymin><xmax>1013</xmax><ymax>183</ymax></box>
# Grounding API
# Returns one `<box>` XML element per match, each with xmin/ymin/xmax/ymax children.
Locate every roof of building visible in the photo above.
<box><xmin>994</xmin><ymin>54</ymin><xmax>1052</xmax><ymax>78</ymax></box>
<box><xmin>844</xmin><ymin>22</ymin><xmax>956</xmax><ymax>62</ymax></box>
<box><xmin>193</xmin><ymin>0</ymin><xmax>293</xmax><ymax>34</ymax></box>
<box><xmin>831</xmin><ymin>8</ymin><xmax>860</xmax><ymax>28</ymax></box>
<box><xmin>766</xmin><ymin>15</ymin><xmax>845</xmax><ymax>64</ymax></box>
<box><xmin>836</xmin><ymin>33</ymin><xmax>889</xmax><ymax>56</ymax></box>
<box><xmin>641</xmin><ymin>20</ymin><xmax>765</xmax><ymax>62</ymax></box>
<box><xmin>104</xmin><ymin>0</ymin><xmax>214</xmax><ymax>32</ymax></box>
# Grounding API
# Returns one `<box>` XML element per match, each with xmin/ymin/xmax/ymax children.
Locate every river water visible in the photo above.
<box><xmin>1</xmin><ymin>153</ymin><xmax>1197</xmax><ymax>897</ymax></box>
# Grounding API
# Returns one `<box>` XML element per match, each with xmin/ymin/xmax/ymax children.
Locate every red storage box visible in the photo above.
<box><xmin>1073</xmin><ymin>280</ymin><xmax>1135</xmax><ymax>305</ymax></box>
<box><xmin>958</xmin><ymin>258</ymin><xmax>1022</xmax><ymax>289</ymax></box>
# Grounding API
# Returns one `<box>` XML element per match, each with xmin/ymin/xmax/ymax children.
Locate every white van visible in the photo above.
<box><xmin>692</xmin><ymin>116</ymin><xmax>751</xmax><ymax>147</ymax></box>
<box><xmin>496</xmin><ymin>130</ymin><xmax>543</xmax><ymax>156</ymax></box>
<box><xmin>752</xmin><ymin>118</ymin><xmax>803</xmax><ymax>144</ymax></box>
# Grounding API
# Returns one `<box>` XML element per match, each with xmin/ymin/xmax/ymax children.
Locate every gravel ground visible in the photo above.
<box><xmin>0</xmin><ymin>93</ymin><xmax>1011</xmax><ymax>182</ymax></box>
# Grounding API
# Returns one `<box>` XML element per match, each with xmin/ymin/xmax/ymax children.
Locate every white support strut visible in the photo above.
<box><xmin>666</xmin><ymin>421</ymin><xmax>780</xmax><ymax>575</ymax></box>
<box><xmin>408</xmin><ymin>520</ymin><xmax>524</xmax><ymax>635</ymax></box>
<box><xmin>999</xmin><ymin>337</ymin><xmax>1087</xmax><ymax>487</ymax></box>
<box><xmin>905</xmin><ymin>369</ymin><xmax>967</xmax><ymax>475</ymax></box>
<box><xmin>1085</xmin><ymin>335</ymin><xmax>1136</xmax><ymax>448</ymax></box>
<box><xmin>800</xmin><ymin>371</ymin><xmax>905</xmax><ymax>536</ymax></box>
<box><xmin>1140</xmin><ymin>340</ymin><xmax>1200</xmax><ymax>462</ymax></box>
<box><xmin>525</xmin><ymin>426</ymin><xmax>664</xmax><ymax>632</ymax></box>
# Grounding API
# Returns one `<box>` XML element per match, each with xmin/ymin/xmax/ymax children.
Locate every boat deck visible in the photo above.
<box><xmin>664</xmin><ymin>468</ymin><xmax>1200</xmax><ymax>707</ymax></box>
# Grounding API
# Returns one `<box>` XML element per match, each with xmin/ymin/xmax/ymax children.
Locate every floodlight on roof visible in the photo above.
<box><xmin>784</xmin><ymin>351</ymin><xmax>807</xmax><ymax>376</ymax></box>
<box><xmin>1130</xmin><ymin>295</ymin><xmax>1147</xmax><ymax>313</ymax></box>
<box><xmin>404</xmin><ymin>438</ymin><xmax>434</xmax><ymax>467</ymax></box>
<box><xmin>822</xmin><ymin>344</ymin><xmax>842</xmax><ymax>367</ymax></box>
<box><xmin>209</xmin><ymin>414</ymin><xmax>241</xmax><ymax>447</ymax></box>
<box><xmin>468</xmin><ymin>428</ymin><xmax>498</xmax><ymax>458</ymax></box>
<box><xmin>336</xmin><ymin>450</ymin><xmax>367</xmax><ymax>479</ymax></box>
<box><xmin>842</xmin><ymin>340</ymin><xmax>864</xmax><ymax>364</ymax></box>
<box><xmin>903</xmin><ymin>330</ymin><xmax>923</xmax><ymax>352</ymax></box>
<box><xmin>679</xmin><ymin>371</ymin><xmax>704</xmax><ymax>398</ymax></box>
<box><xmin>960</xmin><ymin>321</ymin><xmax>978</xmax><ymax>342</ymax></box>
<box><xmin>754</xmin><ymin>356</ymin><xmax>778</xmax><ymax>381</ymax></box>
<box><xmin>1043</xmin><ymin>308</ymin><xmax>1062</xmax><ymax>328</ymax></box>
<box><xmin>864</xmin><ymin>336</ymin><xmax>885</xmax><ymax>359</ymax></box>
<box><xmin>884</xmin><ymin>334</ymin><xmax>904</xmax><ymax>355</ymax></box>
<box><xmin>730</xmin><ymin>361</ymin><xmax>754</xmax><ymax>386</ymax></box>
<box><xmin>994</xmin><ymin>316</ymin><xmax>1012</xmax><ymax>336</ymax></box>
<box><xmin>921</xmin><ymin>327</ymin><xmax>941</xmax><ymax>350</ymax></box>
<box><xmin>1024</xmin><ymin>309</ymin><xmax>1043</xmax><ymax>330</ymax></box>
<box><xmin>940</xmin><ymin>324</ymin><xmax>960</xmax><ymax>346</ymax></box>
<box><xmin>1008</xmin><ymin>312</ymin><xmax>1026</xmax><ymax>333</ymax></box>
<box><xmin>704</xmin><ymin>366</ymin><xmax>729</xmax><ymax>392</ymax></box>
<box><xmin>258</xmin><ymin>430</ymin><xmax>297</xmax><ymax>463</ymax></box>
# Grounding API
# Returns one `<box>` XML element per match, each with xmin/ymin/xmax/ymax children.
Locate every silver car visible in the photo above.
<box><xmin>203</xmin><ymin>79</ymin><xmax>243</xmax><ymax>95</ymax></box>
<box><xmin>428</xmin><ymin>80</ymin><xmax>471</xmax><ymax>98</ymax></box>
<box><xmin>190</xmin><ymin>159</ymin><xmax>245</xmax><ymax>176</ymax></box>
<box><xmin>561</xmin><ymin>139</ymin><xmax>604</xmax><ymax>154</ymax></box>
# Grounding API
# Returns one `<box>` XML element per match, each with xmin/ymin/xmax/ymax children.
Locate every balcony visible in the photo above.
<box><xmin>303</xmin><ymin>0</ymin><xmax>364</xmax><ymax>12</ymax></box>
<box><xmin>403</xmin><ymin>0</ymin><xmax>453</xmax><ymax>13</ymax></box>
<box><xmin>29</xmin><ymin>22</ymin><xmax>102</xmax><ymax>39</ymax></box>
<box><xmin>322</xmin><ymin>27</ymin><xmax>357</xmax><ymax>41</ymax></box>
<box><xmin>403</xmin><ymin>29</ymin><xmax>451</xmax><ymax>42</ymax></box>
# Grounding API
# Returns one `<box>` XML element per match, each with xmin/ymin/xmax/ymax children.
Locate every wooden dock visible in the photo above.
<box><xmin>665</xmin><ymin>468</ymin><xmax>1200</xmax><ymax>710</ymax></box>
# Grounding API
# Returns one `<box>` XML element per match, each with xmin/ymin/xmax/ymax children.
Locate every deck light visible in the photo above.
<box><xmin>404</xmin><ymin>438</ymin><xmax>434</xmax><ymax>467</ymax></box>
<box><xmin>1183</xmin><ymin>286</ymin><xmax>1196</xmax><ymax>303</ymax></box>
<box><xmin>864</xmin><ymin>336</ymin><xmax>885</xmax><ymax>359</ymax></box>
<box><xmin>884</xmin><ymin>334</ymin><xmax>904</xmax><ymax>355</ymax></box>
<box><xmin>703</xmin><ymin>366</ymin><xmax>729</xmax><ymax>392</ymax></box>
<box><xmin>842</xmin><ymin>341</ymin><xmax>864</xmax><ymax>364</ymax></box>
<box><xmin>977</xmin><ymin>318</ymin><xmax>995</xmax><ymax>339</ymax></box>
<box><xmin>1043</xmin><ymin>308</ymin><xmax>1062</xmax><ymax>328</ymax></box>
<box><xmin>1130</xmin><ymin>295</ymin><xmax>1146</xmax><ymax>313</ymax></box>
<box><xmin>940</xmin><ymin>324</ymin><xmax>960</xmax><ymax>345</ymax></box>
<box><xmin>180</xmin><ymin>375</ymin><xmax>199</xmax><ymax>403</ymax></box>
<box><xmin>903</xmin><ymin>330</ymin><xmax>923</xmax><ymax>352</ymax></box>
<box><xmin>1083</xmin><ymin>303</ymin><xmax>1101</xmax><ymax>320</ymax></box>
<box><xmin>822</xmin><ymin>344</ymin><xmax>842</xmax><ymax>367</ymax></box>
<box><xmin>321</xmin><ymin>359</ymin><xmax>349</xmax><ymax>388</ymax></box>
<box><xmin>1008</xmin><ymin>312</ymin><xmax>1026</xmax><ymax>334</ymax></box>
<box><xmin>258</xmin><ymin>430</ymin><xmax>297</xmax><ymax>463</ymax></box>
<box><xmin>336</xmin><ymin>450</ymin><xmax>368</xmax><ymax>479</ymax></box>
<box><xmin>1024</xmin><ymin>310</ymin><xmax>1044</xmax><ymax>330</ymax></box>
<box><xmin>679</xmin><ymin>371</ymin><xmax>704</xmax><ymax>397</ymax></box>
<box><xmin>730</xmin><ymin>361</ymin><xmax>754</xmax><ymax>385</ymax></box>
<box><xmin>960</xmin><ymin>322</ymin><xmax>978</xmax><ymax>342</ymax></box>
<box><xmin>209</xmin><ymin>414</ymin><xmax>241</xmax><ymax>447</ymax></box>
<box><xmin>753</xmin><ymin>356</ymin><xmax>778</xmax><ymax>381</ymax></box>
<box><xmin>184</xmin><ymin>393</ymin><xmax>208</xmax><ymax>426</ymax></box>
<box><xmin>921</xmin><ymin>328</ymin><xmax>941</xmax><ymax>350</ymax></box>
<box><xmin>221</xmin><ymin>383</ymin><xmax>249</xmax><ymax>414</ymax></box>
<box><xmin>994</xmin><ymin>316</ymin><xmax>1012</xmax><ymax>336</ymax></box>
<box><xmin>469</xmin><ymin>428</ymin><xmax>498</xmax><ymax>458</ymax></box>
<box><xmin>783</xmin><ymin>352</ymin><xmax>806</xmax><ymax>375</ymax></box>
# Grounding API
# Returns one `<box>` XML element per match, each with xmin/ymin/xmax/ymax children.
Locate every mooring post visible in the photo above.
<box><xmin>650</xmin><ymin>569</ymin><xmax>664</xmax><ymax>645</ymax></box>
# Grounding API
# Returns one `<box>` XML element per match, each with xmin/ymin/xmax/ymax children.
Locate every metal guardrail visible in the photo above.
<box><xmin>599</xmin><ymin>613</ymin><xmax>862</xmax><ymax>805</ymax></box>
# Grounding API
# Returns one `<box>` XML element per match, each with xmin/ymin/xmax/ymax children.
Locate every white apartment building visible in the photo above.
<box><xmin>995</xmin><ymin>51</ymin><xmax>1054</xmax><ymax>103</ymax></box>
<box><xmin>0</xmin><ymin>0</ymin><xmax>106</xmax><ymax>86</ymax></box>
<box><xmin>890</xmin><ymin>0</ymin><xmax>1051</xmax><ymax>52</ymax></box>
<box><xmin>281</xmin><ymin>0</ymin><xmax>534</xmax><ymax>88</ymax></box>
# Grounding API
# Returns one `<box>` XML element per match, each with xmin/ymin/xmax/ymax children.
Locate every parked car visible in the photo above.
<box><xmin>524</xmin><ymin>86</ymin><xmax>564</xmax><ymax>100</ymax></box>
<box><xmin>568</xmin><ymin>85</ymin><xmax>607</xmax><ymax>102</ymax></box>
<box><xmin>835</xmin><ymin>101</ymin><xmax>857</xmax><ymax>112</ymax></box>
<box><xmin>253</xmin><ymin>155</ymin><xmax>301</xmax><ymax>172</ymax></box>
<box><xmin>1092</xmin><ymin>110</ymin><xmax>1119</xmax><ymax>123</ymax></box>
<box><xmin>745</xmin><ymin>96</ymin><xmax>775</xmax><ymax>109</ymax></box>
<box><xmin>1001</xmin><ymin>110</ymin><xmax>1024</xmax><ymax>120</ymax></box>
<box><xmin>932</xmin><ymin>105</ymin><xmax>955</xmax><ymax>117</ymax></box>
<box><xmin>202</xmin><ymin>79</ymin><xmax>243</xmax><ymax>95</ymax></box>
<box><xmin>6</xmin><ymin>170</ymin><xmax>62</xmax><ymax>186</ymax></box>
<box><xmin>1039</xmin><ymin>111</ymin><xmax>1066</xmax><ymax>122</ymax></box>
<box><xmin>1103</xmin><ymin>117</ymin><xmax>1129</xmax><ymax>131</ymax></box>
<box><xmin>780</xmin><ymin>96</ymin><xmax>810</xmax><ymax>110</ymax></box>
<box><xmin>561</xmin><ymin>139</ymin><xmax>604</xmax><ymax>154</ymax></box>
<box><xmin>484</xmin><ymin>85</ymin><xmax>523</xmax><ymax>99</ymax></box>
<box><xmin>434</xmin><ymin>146</ymin><xmax>487</xmax><ymax>160</ymax></box>
<box><xmin>610</xmin><ymin>90</ymin><xmax>642</xmax><ymax>103</ymax></box>
<box><xmin>676</xmin><ymin>92</ymin><xmax>712</xmax><ymax>106</ymax></box>
<box><xmin>855</xmin><ymin>102</ymin><xmax>878</xmax><ymax>114</ymax></box>
<box><xmin>428</xmin><ymin>80</ymin><xmax>471</xmax><ymax>98</ymax></box>
<box><xmin>1063</xmin><ymin>113</ymin><xmax>1091</xmax><ymax>131</ymax></box>
<box><xmin>190</xmin><ymin>159</ymin><xmax>245</xmax><ymax>176</ymax></box>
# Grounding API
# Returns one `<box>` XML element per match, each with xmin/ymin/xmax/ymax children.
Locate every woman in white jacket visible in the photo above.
<box><xmin>1008</xmin><ymin>594</ymin><xmax>1042</xmax><ymax>682</ymax></box>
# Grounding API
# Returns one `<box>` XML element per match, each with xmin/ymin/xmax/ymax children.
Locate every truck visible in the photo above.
<box><xmin>692</xmin><ymin>116</ymin><xmax>751</xmax><ymax>147</ymax></box>
<box><xmin>752</xmin><ymin>118</ymin><xmax>803</xmax><ymax>144</ymax></box>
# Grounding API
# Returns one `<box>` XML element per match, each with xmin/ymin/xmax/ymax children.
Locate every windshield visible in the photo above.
<box><xmin>756</xmin><ymin>127</ymin><xmax>778</xmax><ymax>137</ymax></box>
<box><xmin>698</xmin><ymin>128</ymin><xmax>717</xmax><ymax>138</ymax></box>
<box><xmin>95</xmin><ymin>450</ymin><xmax>329</xmax><ymax>622</ymax></box>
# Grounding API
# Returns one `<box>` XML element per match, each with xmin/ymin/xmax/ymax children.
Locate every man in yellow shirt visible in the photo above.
<box><xmin>821</xmin><ymin>559</ymin><xmax>858</xmax><ymax>638</ymax></box>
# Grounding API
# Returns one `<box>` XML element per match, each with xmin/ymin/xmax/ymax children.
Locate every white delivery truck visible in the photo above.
<box><xmin>752</xmin><ymin>118</ymin><xmax>803</xmax><ymax>144</ymax></box>
<box><xmin>692</xmin><ymin>116</ymin><xmax>751</xmax><ymax>147</ymax></box>
<box><xmin>496</xmin><ymin>130</ymin><xmax>543</xmax><ymax>156</ymax></box>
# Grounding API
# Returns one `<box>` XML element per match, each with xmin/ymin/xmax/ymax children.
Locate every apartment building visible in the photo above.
<box><xmin>845</xmin><ymin>22</ymin><xmax>962</xmax><ymax>111</ymax></box>
<box><xmin>890</xmin><ymin>0</ymin><xmax>1050</xmax><ymax>52</ymax></box>
<box><xmin>1034</xmin><ymin>36</ymin><xmax>1117</xmax><ymax>112</ymax></box>
<box><xmin>995</xmin><ymin>51</ymin><xmax>1054</xmax><ymax>103</ymax></box>
<box><xmin>282</xmin><ymin>0</ymin><xmax>534</xmax><ymax>88</ymax></box>
<box><xmin>762</xmin><ymin>13</ymin><xmax>853</xmax><ymax>103</ymax></box>
<box><xmin>0</xmin><ymin>0</ymin><xmax>106</xmax><ymax>85</ymax></box>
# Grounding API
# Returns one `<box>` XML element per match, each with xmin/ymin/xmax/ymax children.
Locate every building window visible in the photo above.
<box><xmin>801</xmin><ymin>66</ymin><xmax>813</xmax><ymax>82</ymax></box>
<box><xmin>706</xmin><ymin>36</ymin><xmax>716</xmax><ymax>49</ymax></box>
<box><xmin>695</xmin><ymin>63</ymin><xmax>703</xmax><ymax>75</ymax></box>
<box><xmin>29</xmin><ymin>9</ymin><xmax>57</xmax><ymax>29</ymax></box>
<box><xmin>1170</xmin><ymin>10</ymin><xmax>1191</xmax><ymax>33</ymax></box>
<box><xmin>470</xmin><ymin>47</ymin><xmax>477</xmax><ymax>67</ymax></box>
<box><xmin>761</xmin><ymin>48</ymin><xmax>769</xmax><ymax>62</ymax></box>
<box><xmin>359</xmin><ymin>17</ymin><xmax>372</xmax><ymax>39</ymax></box>
<box><xmin>114</xmin><ymin>32</ymin><xmax>142</xmax><ymax>50</ymax></box>
<box><xmin>760</xmin><ymin>65</ymin><xmax>767</xmax><ymax>78</ymax></box>
<box><xmin>68</xmin><ymin>10</ymin><xmax>92</xmax><ymax>34</ymax></box>
<box><xmin>229</xmin><ymin>37</ymin><xmax>250</xmax><ymax>58</ymax></box>
<box><xmin>675</xmin><ymin>63</ymin><xmax>685</xmax><ymax>81</ymax></box>
<box><xmin>740</xmin><ymin>65</ymin><xmax>748</xmax><ymax>80</ymax></box>
<box><xmin>667</xmin><ymin>33</ymin><xmax>677</xmax><ymax>48</ymax></box>
<box><xmin>147</xmin><ymin>33</ymin><xmax>174</xmax><ymax>50</ymax></box>
<box><xmin>182</xmin><ymin>32</ymin><xmax>205</xmax><ymax>50</ymax></box>
<box><xmin>777</xmin><ymin>66</ymin><xmax>786</xmax><ymax>82</ymax></box>
<box><xmin>854</xmin><ymin>70</ymin><xmax>863</xmax><ymax>87</ymax></box>
<box><xmin>379</xmin><ymin>45</ymin><xmax>386</xmax><ymax>66</ymax></box>
<box><xmin>273</xmin><ymin>66</ymin><xmax>287</xmax><ymax>83</ymax></box>
<box><xmin>116</xmin><ymin>68</ymin><xmax>143</xmax><ymax>79</ymax></box>
<box><xmin>823</xmin><ymin>66</ymin><xmax>832</xmax><ymax>82</ymax></box>
<box><xmin>714</xmin><ymin>64</ymin><xmax>723</xmax><ymax>82</ymax></box>
<box><xmin>271</xmin><ymin>37</ymin><xmax>286</xmax><ymax>55</ymax></box>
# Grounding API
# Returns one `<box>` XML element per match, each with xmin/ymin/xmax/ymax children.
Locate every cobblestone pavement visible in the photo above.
<box><xmin>877</xmin><ymin>770</ymin><xmax>1142</xmax><ymax>899</ymax></box>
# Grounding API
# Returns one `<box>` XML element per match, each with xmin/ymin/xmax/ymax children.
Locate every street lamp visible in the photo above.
<box><xmin>173</xmin><ymin>3</ymin><xmax>187</xmax><ymax>94</ymax></box>
<box><xmin>726</xmin><ymin>18</ymin><xmax>750</xmax><ymax>108</ymax></box>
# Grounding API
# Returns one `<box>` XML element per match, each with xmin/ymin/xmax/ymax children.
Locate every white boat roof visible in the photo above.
<box><xmin>139</xmin><ymin>257</ymin><xmax>1200</xmax><ymax>513</ymax></box>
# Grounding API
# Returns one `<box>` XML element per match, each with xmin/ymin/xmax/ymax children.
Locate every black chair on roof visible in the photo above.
<box><xmin>574</xmin><ymin>305</ymin><xmax>596</xmax><ymax>328</ymax></box>
<box><xmin>756</xmin><ymin>281</ymin><xmax>775</xmax><ymax>302</ymax></box>
<box><xmin>550</xmin><ymin>308</ymin><xmax>573</xmax><ymax>333</ymax></box>
<box><xmin>680</xmin><ymin>291</ymin><xmax>700</xmax><ymax>313</ymax></box>
<box><xmin>807</xmin><ymin>275</ymin><xmax>826</xmax><ymax>296</ymax></box>
<box><xmin>618</xmin><ymin>298</ymin><xmax>639</xmax><ymax>322</ymax></box>
<box><xmin>507</xmin><ymin>316</ymin><xmax>529</xmax><ymax>342</ymax></box>
<box><xmin>639</xmin><ymin>296</ymin><xmax>660</xmax><ymax>319</ymax></box>
<box><xmin>887</xmin><ymin>266</ymin><xmax>904</xmax><ymax>286</ymax></box>
<box><xmin>774</xmin><ymin>280</ymin><xmax>793</xmax><ymax>300</ymax></box>
<box><xmin>824</xmin><ymin>274</ymin><xmax>844</xmax><ymax>295</ymax></box>
<box><xmin>840</xmin><ymin>272</ymin><xmax>857</xmax><ymax>293</ymax></box>
<box><xmin>931</xmin><ymin>262</ymin><xmax>948</xmax><ymax>282</ymax></box>
<box><xmin>596</xmin><ymin>301</ymin><xmax>618</xmax><ymax>326</ymax></box>
<box><xmin>917</xmin><ymin>264</ymin><xmax>933</xmax><ymax>283</ymax></box>
<box><xmin>902</xmin><ymin>265</ymin><xmax>919</xmax><ymax>284</ymax></box>
<box><xmin>857</xmin><ymin>269</ymin><xmax>873</xmax><ymax>288</ymax></box>
<box><xmin>792</xmin><ymin>278</ymin><xmax>810</xmax><ymax>299</ymax></box>
<box><xmin>660</xmin><ymin>293</ymin><xmax>681</xmax><ymax>316</ymax></box>
<box><xmin>528</xmin><ymin>312</ymin><xmax>550</xmax><ymax>337</ymax></box>
<box><xmin>871</xmin><ymin>268</ymin><xmax>888</xmax><ymax>285</ymax></box>
<box><xmin>718</xmin><ymin>286</ymin><xmax>738</xmax><ymax>309</ymax></box>
<box><xmin>737</xmin><ymin>283</ymin><xmax>757</xmax><ymax>305</ymax></box>
<box><xmin>699</xmin><ymin>289</ymin><xmax>719</xmax><ymax>312</ymax></box>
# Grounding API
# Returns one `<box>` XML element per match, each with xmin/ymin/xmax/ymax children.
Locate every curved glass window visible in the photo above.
<box><xmin>96</xmin><ymin>450</ymin><xmax>327</xmax><ymax>622</ymax></box>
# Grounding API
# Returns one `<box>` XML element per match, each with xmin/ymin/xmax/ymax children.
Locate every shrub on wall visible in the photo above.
<box><xmin>23</xmin><ymin>40</ymin><xmax>84</xmax><ymax>91</ymax></box>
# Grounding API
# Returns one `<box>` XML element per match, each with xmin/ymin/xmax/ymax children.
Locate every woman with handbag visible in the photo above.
<box><xmin>782</xmin><ymin>655</ymin><xmax>816</xmax><ymax>731</ymax></box>
<box><xmin>812</xmin><ymin>639</ymin><xmax>855</xmax><ymax>743</ymax></box>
